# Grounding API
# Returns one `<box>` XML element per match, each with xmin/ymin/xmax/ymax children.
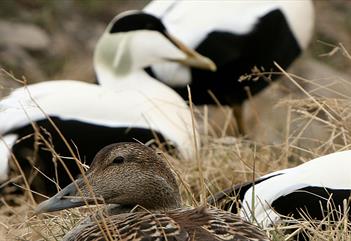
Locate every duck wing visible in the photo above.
<box><xmin>63</xmin><ymin>207</ymin><xmax>269</xmax><ymax>241</ymax></box>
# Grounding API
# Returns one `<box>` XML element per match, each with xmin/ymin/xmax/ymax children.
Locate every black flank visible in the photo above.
<box><xmin>170</xmin><ymin>9</ymin><xmax>301</xmax><ymax>104</ymax></box>
<box><xmin>6</xmin><ymin>117</ymin><xmax>171</xmax><ymax>196</ymax></box>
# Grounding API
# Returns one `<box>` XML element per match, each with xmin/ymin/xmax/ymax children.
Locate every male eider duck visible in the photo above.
<box><xmin>103</xmin><ymin>1</ymin><xmax>314</xmax><ymax>132</ymax></box>
<box><xmin>35</xmin><ymin>142</ymin><xmax>270</xmax><ymax>241</ymax></box>
<box><xmin>208</xmin><ymin>150</ymin><xmax>351</xmax><ymax>227</ymax></box>
<box><xmin>0</xmin><ymin>14</ymin><xmax>215</xmax><ymax>193</ymax></box>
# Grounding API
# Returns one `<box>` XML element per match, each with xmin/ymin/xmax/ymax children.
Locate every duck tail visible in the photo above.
<box><xmin>207</xmin><ymin>180</ymin><xmax>255</xmax><ymax>213</ymax></box>
<box><xmin>0</xmin><ymin>134</ymin><xmax>18</xmax><ymax>182</ymax></box>
<box><xmin>207</xmin><ymin>173</ymin><xmax>282</xmax><ymax>213</ymax></box>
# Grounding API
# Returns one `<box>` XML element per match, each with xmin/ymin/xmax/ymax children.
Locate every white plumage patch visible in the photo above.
<box><xmin>0</xmin><ymin>79</ymin><xmax>196</xmax><ymax>160</ymax></box>
<box><xmin>240</xmin><ymin>150</ymin><xmax>351</xmax><ymax>226</ymax></box>
<box><xmin>145</xmin><ymin>0</ymin><xmax>314</xmax><ymax>49</ymax></box>
<box><xmin>0</xmin><ymin>134</ymin><xmax>18</xmax><ymax>182</ymax></box>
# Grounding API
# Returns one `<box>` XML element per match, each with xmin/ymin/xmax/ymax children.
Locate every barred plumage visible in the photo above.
<box><xmin>64</xmin><ymin>208</ymin><xmax>268</xmax><ymax>241</ymax></box>
<box><xmin>35</xmin><ymin>143</ymin><xmax>269</xmax><ymax>241</ymax></box>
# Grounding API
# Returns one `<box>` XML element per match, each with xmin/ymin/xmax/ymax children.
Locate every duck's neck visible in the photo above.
<box><xmin>95</xmin><ymin>64</ymin><xmax>154</xmax><ymax>89</ymax></box>
<box><xmin>106</xmin><ymin>174</ymin><xmax>182</xmax><ymax>214</ymax></box>
<box><xmin>132</xmin><ymin>174</ymin><xmax>182</xmax><ymax>212</ymax></box>
<box><xmin>107</xmin><ymin>197</ymin><xmax>180</xmax><ymax>215</ymax></box>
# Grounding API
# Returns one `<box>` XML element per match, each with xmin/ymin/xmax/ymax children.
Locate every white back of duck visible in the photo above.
<box><xmin>240</xmin><ymin>150</ymin><xmax>351</xmax><ymax>227</ymax></box>
<box><xmin>145</xmin><ymin>0</ymin><xmax>314</xmax><ymax>48</ymax></box>
<box><xmin>144</xmin><ymin>0</ymin><xmax>314</xmax><ymax>86</ymax></box>
<box><xmin>0</xmin><ymin>80</ymin><xmax>196</xmax><ymax>160</ymax></box>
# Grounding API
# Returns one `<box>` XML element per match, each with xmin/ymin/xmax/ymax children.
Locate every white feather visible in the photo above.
<box><xmin>94</xmin><ymin>30</ymin><xmax>187</xmax><ymax>87</ymax></box>
<box><xmin>0</xmin><ymin>134</ymin><xmax>18</xmax><ymax>182</ymax></box>
<box><xmin>145</xmin><ymin>0</ymin><xmax>314</xmax><ymax>48</ymax></box>
<box><xmin>240</xmin><ymin>150</ymin><xmax>351</xmax><ymax>226</ymax></box>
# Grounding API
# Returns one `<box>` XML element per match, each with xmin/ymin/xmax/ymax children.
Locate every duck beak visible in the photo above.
<box><xmin>35</xmin><ymin>179</ymin><xmax>90</xmax><ymax>214</ymax></box>
<box><xmin>165</xmin><ymin>32</ymin><xmax>217</xmax><ymax>71</ymax></box>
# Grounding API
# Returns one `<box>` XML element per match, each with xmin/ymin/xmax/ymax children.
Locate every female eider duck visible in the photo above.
<box><xmin>0</xmin><ymin>14</ymin><xmax>215</xmax><ymax>193</ymax></box>
<box><xmin>35</xmin><ymin>142</ymin><xmax>270</xmax><ymax>241</ymax></box>
<box><xmin>104</xmin><ymin>1</ymin><xmax>314</xmax><ymax>132</ymax></box>
<box><xmin>208</xmin><ymin>150</ymin><xmax>351</xmax><ymax>227</ymax></box>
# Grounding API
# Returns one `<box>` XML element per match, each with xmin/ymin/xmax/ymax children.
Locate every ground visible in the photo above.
<box><xmin>0</xmin><ymin>0</ymin><xmax>350</xmax><ymax>240</ymax></box>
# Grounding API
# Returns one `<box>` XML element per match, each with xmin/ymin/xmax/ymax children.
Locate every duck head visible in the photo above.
<box><xmin>94</xmin><ymin>11</ymin><xmax>216</xmax><ymax>80</ymax></box>
<box><xmin>35</xmin><ymin>142</ymin><xmax>181</xmax><ymax>214</ymax></box>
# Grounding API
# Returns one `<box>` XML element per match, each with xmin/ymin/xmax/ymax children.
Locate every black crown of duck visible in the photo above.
<box><xmin>108</xmin><ymin>11</ymin><xmax>182</xmax><ymax>52</ymax></box>
<box><xmin>109</xmin><ymin>11</ymin><xmax>166</xmax><ymax>34</ymax></box>
<box><xmin>35</xmin><ymin>142</ymin><xmax>269</xmax><ymax>241</ymax></box>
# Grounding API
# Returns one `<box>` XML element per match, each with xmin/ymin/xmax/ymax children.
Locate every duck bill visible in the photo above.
<box><xmin>165</xmin><ymin>32</ymin><xmax>217</xmax><ymax>71</ymax></box>
<box><xmin>35</xmin><ymin>180</ymin><xmax>92</xmax><ymax>214</ymax></box>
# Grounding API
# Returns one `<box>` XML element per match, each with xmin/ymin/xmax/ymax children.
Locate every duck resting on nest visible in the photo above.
<box><xmin>35</xmin><ymin>142</ymin><xmax>269</xmax><ymax>241</ymax></box>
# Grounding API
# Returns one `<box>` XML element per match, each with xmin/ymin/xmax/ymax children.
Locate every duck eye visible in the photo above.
<box><xmin>112</xmin><ymin>156</ymin><xmax>125</xmax><ymax>165</ymax></box>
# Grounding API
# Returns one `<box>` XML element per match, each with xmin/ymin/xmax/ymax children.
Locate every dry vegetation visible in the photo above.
<box><xmin>1</xmin><ymin>1</ymin><xmax>351</xmax><ymax>241</ymax></box>
<box><xmin>1</xmin><ymin>57</ymin><xmax>351</xmax><ymax>240</ymax></box>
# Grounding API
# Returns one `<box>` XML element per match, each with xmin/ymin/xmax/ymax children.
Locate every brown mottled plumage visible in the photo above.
<box><xmin>35</xmin><ymin>142</ymin><xmax>269</xmax><ymax>241</ymax></box>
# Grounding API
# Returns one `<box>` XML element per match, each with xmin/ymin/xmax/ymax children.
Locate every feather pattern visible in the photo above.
<box><xmin>64</xmin><ymin>208</ymin><xmax>269</xmax><ymax>241</ymax></box>
<box><xmin>35</xmin><ymin>143</ymin><xmax>269</xmax><ymax>241</ymax></box>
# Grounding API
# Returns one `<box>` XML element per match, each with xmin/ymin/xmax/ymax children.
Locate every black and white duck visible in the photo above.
<box><xmin>0</xmin><ymin>15</ymin><xmax>215</xmax><ymax>193</ymax></box>
<box><xmin>209</xmin><ymin>150</ymin><xmax>351</xmax><ymax>227</ymax></box>
<box><xmin>99</xmin><ymin>1</ymin><xmax>314</xmax><ymax>132</ymax></box>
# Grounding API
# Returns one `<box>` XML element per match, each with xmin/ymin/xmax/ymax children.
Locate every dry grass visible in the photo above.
<box><xmin>1</xmin><ymin>61</ymin><xmax>351</xmax><ymax>240</ymax></box>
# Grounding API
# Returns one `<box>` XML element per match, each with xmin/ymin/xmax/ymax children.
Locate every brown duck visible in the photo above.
<box><xmin>35</xmin><ymin>142</ymin><xmax>269</xmax><ymax>241</ymax></box>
